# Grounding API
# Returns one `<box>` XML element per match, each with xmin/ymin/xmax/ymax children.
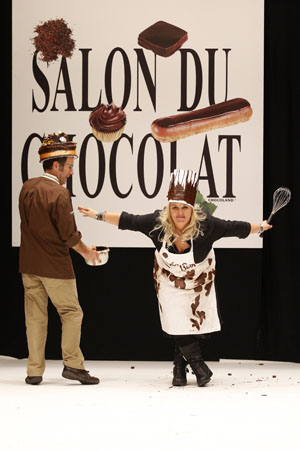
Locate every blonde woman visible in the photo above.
<box><xmin>78</xmin><ymin>169</ymin><xmax>272</xmax><ymax>387</ymax></box>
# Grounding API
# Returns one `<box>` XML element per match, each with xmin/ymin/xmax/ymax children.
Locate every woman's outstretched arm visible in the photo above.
<box><xmin>250</xmin><ymin>220</ymin><xmax>272</xmax><ymax>234</ymax></box>
<box><xmin>78</xmin><ymin>206</ymin><xmax>121</xmax><ymax>226</ymax></box>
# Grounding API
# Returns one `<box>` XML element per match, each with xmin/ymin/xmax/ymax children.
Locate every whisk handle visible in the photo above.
<box><xmin>259</xmin><ymin>213</ymin><xmax>274</xmax><ymax>237</ymax></box>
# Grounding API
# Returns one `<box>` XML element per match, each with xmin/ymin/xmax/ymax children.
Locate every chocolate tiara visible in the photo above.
<box><xmin>38</xmin><ymin>132</ymin><xmax>78</xmax><ymax>162</ymax></box>
<box><xmin>167</xmin><ymin>169</ymin><xmax>199</xmax><ymax>207</ymax></box>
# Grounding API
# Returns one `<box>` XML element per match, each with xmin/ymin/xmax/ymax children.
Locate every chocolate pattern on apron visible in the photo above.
<box><xmin>153</xmin><ymin>240</ymin><xmax>221</xmax><ymax>335</ymax></box>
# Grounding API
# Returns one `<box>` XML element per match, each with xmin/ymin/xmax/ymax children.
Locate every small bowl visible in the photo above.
<box><xmin>85</xmin><ymin>246</ymin><xmax>110</xmax><ymax>266</ymax></box>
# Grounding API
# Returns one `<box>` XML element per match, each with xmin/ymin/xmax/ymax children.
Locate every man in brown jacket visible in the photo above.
<box><xmin>19</xmin><ymin>132</ymin><xmax>100</xmax><ymax>385</ymax></box>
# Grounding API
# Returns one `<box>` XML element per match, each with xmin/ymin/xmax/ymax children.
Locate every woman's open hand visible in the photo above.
<box><xmin>78</xmin><ymin>206</ymin><xmax>98</xmax><ymax>219</ymax></box>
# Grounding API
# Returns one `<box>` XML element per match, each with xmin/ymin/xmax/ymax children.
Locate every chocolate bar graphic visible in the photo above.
<box><xmin>138</xmin><ymin>21</ymin><xmax>188</xmax><ymax>57</ymax></box>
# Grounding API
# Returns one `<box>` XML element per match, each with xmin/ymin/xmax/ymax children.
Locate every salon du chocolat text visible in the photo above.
<box><xmin>22</xmin><ymin>46</ymin><xmax>243</xmax><ymax>200</ymax></box>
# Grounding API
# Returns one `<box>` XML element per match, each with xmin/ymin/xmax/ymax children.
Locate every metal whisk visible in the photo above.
<box><xmin>260</xmin><ymin>186</ymin><xmax>291</xmax><ymax>236</ymax></box>
<box><xmin>267</xmin><ymin>187</ymin><xmax>291</xmax><ymax>223</ymax></box>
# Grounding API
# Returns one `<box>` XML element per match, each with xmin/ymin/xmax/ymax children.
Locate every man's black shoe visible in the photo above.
<box><xmin>62</xmin><ymin>366</ymin><xmax>99</xmax><ymax>384</ymax></box>
<box><xmin>25</xmin><ymin>376</ymin><xmax>42</xmax><ymax>385</ymax></box>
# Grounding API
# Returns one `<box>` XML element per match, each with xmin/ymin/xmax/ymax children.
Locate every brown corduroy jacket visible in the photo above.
<box><xmin>19</xmin><ymin>175</ymin><xmax>81</xmax><ymax>279</ymax></box>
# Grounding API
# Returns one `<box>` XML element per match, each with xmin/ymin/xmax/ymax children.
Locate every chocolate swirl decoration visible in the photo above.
<box><xmin>89</xmin><ymin>103</ymin><xmax>126</xmax><ymax>133</ymax></box>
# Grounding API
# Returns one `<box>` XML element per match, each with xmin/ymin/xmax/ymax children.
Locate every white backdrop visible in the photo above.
<box><xmin>12</xmin><ymin>0</ymin><xmax>264</xmax><ymax>248</ymax></box>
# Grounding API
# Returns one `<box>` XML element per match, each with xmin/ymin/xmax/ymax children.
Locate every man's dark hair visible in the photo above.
<box><xmin>43</xmin><ymin>157</ymin><xmax>67</xmax><ymax>171</ymax></box>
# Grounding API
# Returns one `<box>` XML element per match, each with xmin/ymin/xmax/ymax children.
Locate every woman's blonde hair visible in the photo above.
<box><xmin>151</xmin><ymin>203</ymin><xmax>207</xmax><ymax>246</ymax></box>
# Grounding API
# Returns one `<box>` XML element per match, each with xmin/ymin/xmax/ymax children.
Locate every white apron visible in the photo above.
<box><xmin>153</xmin><ymin>240</ymin><xmax>221</xmax><ymax>335</ymax></box>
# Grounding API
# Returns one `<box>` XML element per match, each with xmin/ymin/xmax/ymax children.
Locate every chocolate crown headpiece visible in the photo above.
<box><xmin>167</xmin><ymin>169</ymin><xmax>199</xmax><ymax>207</ymax></box>
<box><xmin>38</xmin><ymin>132</ymin><xmax>78</xmax><ymax>162</ymax></box>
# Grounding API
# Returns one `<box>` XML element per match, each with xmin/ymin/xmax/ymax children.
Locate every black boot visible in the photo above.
<box><xmin>179</xmin><ymin>342</ymin><xmax>212</xmax><ymax>387</ymax></box>
<box><xmin>172</xmin><ymin>345</ymin><xmax>188</xmax><ymax>386</ymax></box>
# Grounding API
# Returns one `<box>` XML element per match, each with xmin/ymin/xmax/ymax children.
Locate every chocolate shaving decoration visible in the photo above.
<box><xmin>154</xmin><ymin>280</ymin><xmax>160</xmax><ymax>295</ymax></box>
<box><xmin>153</xmin><ymin>255</ymin><xmax>159</xmax><ymax>273</ymax></box>
<box><xmin>194</xmin><ymin>272</ymin><xmax>207</xmax><ymax>292</ymax></box>
<box><xmin>208</xmin><ymin>270</ymin><xmax>214</xmax><ymax>281</ymax></box>
<box><xmin>153</xmin><ymin>255</ymin><xmax>160</xmax><ymax>294</ymax></box>
<box><xmin>191</xmin><ymin>295</ymin><xmax>200</xmax><ymax>316</ymax></box>
<box><xmin>33</xmin><ymin>18</ymin><xmax>75</xmax><ymax>64</ymax></box>
<box><xmin>195</xmin><ymin>272</ymin><xmax>207</xmax><ymax>286</ymax></box>
<box><xmin>174</xmin><ymin>278</ymin><xmax>186</xmax><ymax>289</ymax></box>
<box><xmin>194</xmin><ymin>285</ymin><xmax>203</xmax><ymax>293</ymax></box>
<box><xmin>196</xmin><ymin>311</ymin><xmax>206</xmax><ymax>324</ymax></box>
<box><xmin>162</xmin><ymin>268</ymin><xmax>171</xmax><ymax>277</ymax></box>
<box><xmin>205</xmin><ymin>281</ymin><xmax>213</xmax><ymax>296</ymax></box>
<box><xmin>186</xmin><ymin>270</ymin><xmax>195</xmax><ymax>280</ymax></box>
<box><xmin>190</xmin><ymin>318</ymin><xmax>200</xmax><ymax>330</ymax></box>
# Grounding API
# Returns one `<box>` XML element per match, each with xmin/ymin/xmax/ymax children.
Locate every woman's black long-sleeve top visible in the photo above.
<box><xmin>118</xmin><ymin>210</ymin><xmax>251</xmax><ymax>263</ymax></box>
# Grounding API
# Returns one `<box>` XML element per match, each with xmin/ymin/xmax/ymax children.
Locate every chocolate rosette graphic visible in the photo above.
<box><xmin>89</xmin><ymin>103</ymin><xmax>127</xmax><ymax>143</ymax></box>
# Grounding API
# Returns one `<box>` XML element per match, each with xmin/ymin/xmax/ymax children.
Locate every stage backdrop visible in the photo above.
<box><xmin>12</xmin><ymin>0</ymin><xmax>264</xmax><ymax>248</ymax></box>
